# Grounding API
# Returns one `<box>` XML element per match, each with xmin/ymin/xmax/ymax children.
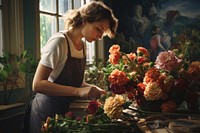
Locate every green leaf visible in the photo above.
<box><xmin>0</xmin><ymin>69</ymin><xmax>8</xmax><ymax>81</ymax></box>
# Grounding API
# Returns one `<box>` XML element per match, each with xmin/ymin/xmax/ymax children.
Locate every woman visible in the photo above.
<box><xmin>23</xmin><ymin>1</ymin><xmax>118</xmax><ymax>133</ymax></box>
<box><xmin>149</xmin><ymin>25</ymin><xmax>165</xmax><ymax>62</ymax></box>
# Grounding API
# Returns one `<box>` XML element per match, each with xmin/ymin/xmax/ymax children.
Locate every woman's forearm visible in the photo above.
<box><xmin>32</xmin><ymin>80</ymin><xmax>80</xmax><ymax>96</ymax></box>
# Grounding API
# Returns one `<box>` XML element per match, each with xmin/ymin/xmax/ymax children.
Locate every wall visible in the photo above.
<box><xmin>0</xmin><ymin>1</ymin><xmax>37</xmax><ymax>132</ymax></box>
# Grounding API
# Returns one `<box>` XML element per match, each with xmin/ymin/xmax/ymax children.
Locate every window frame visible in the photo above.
<box><xmin>35</xmin><ymin>0</ymin><xmax>70</xmax><ymax>58</ymax></box>
<box><xmin>35</xmin><ymin>0</ymin><xmax>105</xmax><ymax>63</ymax></box>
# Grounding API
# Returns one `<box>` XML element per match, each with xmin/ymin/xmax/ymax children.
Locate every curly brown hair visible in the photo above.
<box><xmin>64</xmin><ymin>1</ymin><xmax>118</xmax><ymax>38</ymax></box>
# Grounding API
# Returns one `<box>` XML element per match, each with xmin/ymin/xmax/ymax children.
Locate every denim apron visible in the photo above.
<box><xmin>23</xmin><ymin>33</ymin><xmax>86</xmax><ymax>133</ymax></box>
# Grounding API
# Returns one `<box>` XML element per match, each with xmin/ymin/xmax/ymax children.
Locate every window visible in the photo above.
<box><xmin>39</xmin><ymin>0</ymin><xmax>68</xmax><ymax>48</ymax></box>
<box><xmin>0</xmin><ymin>0</ymin><xmax>24</xmax><ymax>56</ymax></box>
<box><xmin>0</xmin><ymin>0</ymin><xmax>24</xmax><ymax>90</ymax></box>
<box><xmin>38</xmin><ymin>0</ymin><xmax>96</xmax><ymax>64</ymax></box>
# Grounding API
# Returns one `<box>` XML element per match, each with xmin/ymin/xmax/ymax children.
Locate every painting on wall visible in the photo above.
<box><xmin>104</xmin><ymin>0</ymin><xmax>200</xmax><ymax>61</ymax></box>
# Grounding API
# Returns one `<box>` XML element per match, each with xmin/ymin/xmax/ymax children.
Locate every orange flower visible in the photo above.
<box><xmin>108</xmin><ymin>69</ymin><xmax>129</xmax><ymax>85</ymax></box>
<box><xmin>109</xmin><ymin>44</ymin><xmax>120</xmax><ymax>54</ymax></box>
<box><xmin>185</xmin><ymin>61</ymin><xmax>200</xmax><ymax>80</ymax></box>
<box><xmin>109</xmin><ymin>53</ymin><xmax>121</xmax><ymax>64</ymax></box>
<box><xmin>137</xmin><ymin>83</ymin><xmax>146</xmax><ymax>90</ymax></box>
<box><xmin>161</xmin><ymin>100</ymin><xmax>177</xmax><ymax>113</ymax></box>
<box><xmin>159</xmin><ymin>73</ymin><xmax>174</xmax><ymax>93</ymax></box>
<box><xmin>137</xmin><ymin>56</ymin><xmax>148</xmax><ymax>64</ymax></box>
<box><xmin>143</xmin><ymin>67</ymin><xmax>160</xmax><ymax>84</ymax></box>
<box><xmin>127</xmin><ymin>52</ymin><xmax>136</xmax><ymax>61</ymax></box>
<box><xmin>143</xmin><ymin>62</ymin><xmax>151</xmax><ymax>68</ymax></box>
<box><xmin>122</xmin><ymin>55</ymin><xmax>129</xmax><ymax>64</ymax></box>
<box><xmin>137</xmin><ymin>47</ymin><xmax>149</xmax><ymax>57</ymax></box>
<box><xmin>137</xmin><ymin>83</ymin><xmax>146</xmax><ymax>95</ymax></box>
<box><xmin>122</xmin><ymin>53</ymin><xmax>136</xmax><ymax>64</ymax></box>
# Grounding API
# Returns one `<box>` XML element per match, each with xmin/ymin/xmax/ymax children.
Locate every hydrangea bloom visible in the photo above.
<box><xmin>155</xmin><ymin>51</ymin><xmax>182</xmax><ymax>71</ymax></box>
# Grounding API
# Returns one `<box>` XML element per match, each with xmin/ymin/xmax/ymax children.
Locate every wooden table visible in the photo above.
<box><xmin>70</xmin><ymin>100</ymin><xmax>200</xmax><ymax>133</ymax></box>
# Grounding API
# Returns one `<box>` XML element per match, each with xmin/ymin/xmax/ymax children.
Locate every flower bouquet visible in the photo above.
<box><xmin>41</xmin><ymin>43</ymin><xmax>200</xmax><ymax>132</ymax></box>
<box><xmin>41</xmin><ymin>94</ymin><xmax>136</xmax><ymax>133</ymax></box>
<box><xmin>103</xmin><ymin>44</ymin><xmax>200</xmax><ymax>113</ymax></box>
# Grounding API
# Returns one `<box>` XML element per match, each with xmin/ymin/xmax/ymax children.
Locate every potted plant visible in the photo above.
<box><xmin>0</xmin><ymin>50</ymin><xmax>37</xmax><ymax>105</ymax></box>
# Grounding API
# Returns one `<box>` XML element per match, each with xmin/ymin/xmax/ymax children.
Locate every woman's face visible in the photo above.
<box><xmin>81</xmin><ymin>20</ymin><xmax>109</xmax><ymax>42</ymax></box>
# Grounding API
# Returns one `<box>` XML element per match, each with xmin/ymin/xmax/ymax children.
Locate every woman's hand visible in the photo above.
<box><xmin>78</xmin><ymin>85</ymin><xmax>106</xmax><ymax>99</ymax></box>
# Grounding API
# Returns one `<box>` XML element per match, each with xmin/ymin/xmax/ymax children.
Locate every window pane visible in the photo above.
<box><xmin>81</xmin><ymin>0</ymin><xmax>85</xmax><ymax>6</ymax></box>
<box><xmin>0</xmin><ymin>9</ymin><xmax>2</xmax><ymax>56</ymax></box>
<box><xmin>59</xmin><ymin>17</ymin><xmax>65</xmax><ymax>31</ymax></box>
<box><xmin>59</xmin><ymin>0</ymin><xmax>68</xmax><ymax>15</ymax></box>
<box><xmin>39</xmin><ymin>0</ymin><xmax>56</xmax><ymax>13</ymax></box>
<box><xmin>40</xmin><ymin>14</ymin><xmax>57</xmax><ymax>49</ymax></box>
<box><xmin>74</xmin><ymin>0</ymin><xmax>81</xmax><ymax>9</ymax></box>
<box><xmin>67</xmin><ymin>0</ymin><xmax>73</xmax><ymax>9</ymax></box>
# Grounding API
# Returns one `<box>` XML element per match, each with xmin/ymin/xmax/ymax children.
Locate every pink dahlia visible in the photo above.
<box><xmin>155</xmin><ymin>51</ymin><xmax>182</xmax><ymax>71</ymax></box>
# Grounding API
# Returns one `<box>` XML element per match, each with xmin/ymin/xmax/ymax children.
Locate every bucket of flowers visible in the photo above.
<box><xmin>103</xmin><ymin>44</ymin><xmax>200</xmax><ymax>113</ymax></box>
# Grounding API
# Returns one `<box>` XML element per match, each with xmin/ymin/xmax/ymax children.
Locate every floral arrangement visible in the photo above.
<box><xmin>41</xmin><ymin>94</ymin><xmax>134</xmax><ymax>133</ymax></box>
<box><xmin>103</xmin><ymin>44</ymin><xmax>200</xmax><ymax>113</ymax></box>
<box><xmin>41</xmin><ymin>44</ymin><xmax>200</xmax><ymax>132</ymax></box>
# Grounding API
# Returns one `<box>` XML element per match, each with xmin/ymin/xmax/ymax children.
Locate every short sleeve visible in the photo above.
<box><xmin>39</xmin><ymin>33</ymin><xmax>67</xmax><ymax>69</ymax></box>
<box><xmin>40</xmin><ymin>51</ymin><xmax>59</xmax><ymax>69</ymax></box>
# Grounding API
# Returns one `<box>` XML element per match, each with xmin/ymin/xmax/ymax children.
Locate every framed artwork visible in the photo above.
<box><xmin>104</xmin><ymin>0</ymin><xmax>200</xmax><ymax>61</ymax></box>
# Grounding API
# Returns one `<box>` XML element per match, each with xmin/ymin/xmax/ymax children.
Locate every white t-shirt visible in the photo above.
<box><xmin>40</xmin><ymin>31</ymin><xmax>86</xmax><ymax>82</ymax></box>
